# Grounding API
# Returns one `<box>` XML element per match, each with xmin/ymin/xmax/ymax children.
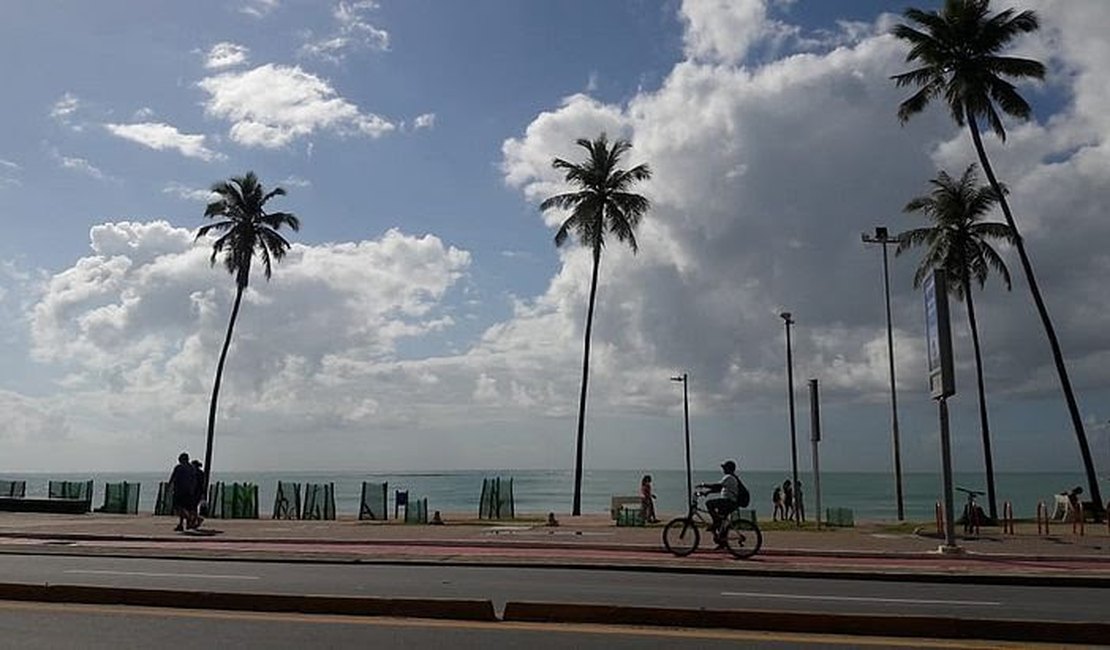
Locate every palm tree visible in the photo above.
<box><xmin>196</xmin><ymin>172</ymin><xmax>300</xmax><ymax>491</ymax></box>
<box><xmin>896</xmin><ymin>165</ymin><xmax>1015</xmax><ymax>520</ymax></box>
<box><xmin>893</xmin><ymin>0</ymin><xmax>1103</xmax><ymax>511</ymax></box>
<box><xmin>540</xmin><ymin>134</ymin><xmax>651</xmax><ymax>516</ymax></box>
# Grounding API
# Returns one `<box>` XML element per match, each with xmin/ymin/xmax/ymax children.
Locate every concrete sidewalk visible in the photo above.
<box><xmin>0</xmin><ymin>511</ymin><xmax>1106</xmax><ymax>583</ymax></box>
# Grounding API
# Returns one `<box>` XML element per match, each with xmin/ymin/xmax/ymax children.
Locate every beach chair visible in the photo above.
<box><xmin>0</xmin><ymin>480</ymin><xmax>26</xmax><ymax>498</ymax></box>
<box><xmin>96</xmin><ymin>481</ymin><xmax>140</xmax><ymax>514</ymax></box>
<box><xmin>302</xmin><ymin>483</ymin><xmax>336</xmax><ymax>520</ymax></box>
<box><xmin>272</xmin><ymin>481</ymin><xmax>301</xmax><ymax>519</ymax></box>
<box><xmin>359</xmin><ymin>482</ymin><xmax>388</xmax><ymax>520</ymax></box>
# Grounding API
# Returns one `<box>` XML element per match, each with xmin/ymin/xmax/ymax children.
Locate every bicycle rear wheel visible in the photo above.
<box><xmin>662</xmin><ymin>517</ymin><xmax>700</xmax><ymax>556</ymax></box>
<box><xmin>724</xmin><ymin>518</ymin><xmax>762</xmax><ymax>559</ymax></box>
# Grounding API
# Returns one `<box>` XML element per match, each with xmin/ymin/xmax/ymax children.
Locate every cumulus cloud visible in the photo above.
<box><xmin>412</xmin><ymin>113</ymin><xmax>436</xmax><ymax>131</ymax></box>
<box><xmin>680</xmin><ymin>0</ymin><xmax>798</xmax><ymax>64</ymax></box>
<box><xmin>300</xmin><ymin>1</ymin><xmax>390</xmax><ymax>63</ymax></box>
<box><xmin>205</xmin><ymin>42</ymin><xmax>250</xmax><ymax>69</ymax></box>
<box><xmin>198</xmin><ymin>64</ymin><xmax>395</xmax><ymax>148</ymax></box>
<box><xmin>104</xmin><ymin>122</ymin><xmax>222</xmax><ymax>161</ymax></box>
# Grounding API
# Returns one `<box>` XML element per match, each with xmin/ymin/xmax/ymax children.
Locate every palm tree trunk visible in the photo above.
<box><xmin>963</xmin><ymin>275</ymin><xmax>998</xmax><ymax>521</ymax></box>
<box><xmin>202</xmin><ymin>283</ymin><xmax>245</xmax><ymax>495</ymax></box>
<box><xmin>572</xmin><ymin>245</ymin><xmax>602</xmax><ymax>516</ymax></box>
<box><xmin>966</xmin><ymin>109</ymin><xmax>1103</xmax><ymax>512</ymax></box>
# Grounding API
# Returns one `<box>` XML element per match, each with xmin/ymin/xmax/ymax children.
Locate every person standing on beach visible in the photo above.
<box><xmin>168</xmin><ymin>452</ymin><xmax>198</xmax><ymax>532</ymax></box>
<box><xmin>639</xmin><ymin>475</ymin><xmax>658</xmax><ymax>523</ymax></box>
<box><xmin>782</xmin><ymin>479</ymin><xmax>794</xmax><ymax>521</ymax></box>
<box><xmin>772</xmin><ymin>485</ymin><xmax>784</xmax><ymax>521</ymax></box>
<box><xmin>794</xmin><ymin>480</ymin><xmax>805</xmax><ymax>523</ymax></box>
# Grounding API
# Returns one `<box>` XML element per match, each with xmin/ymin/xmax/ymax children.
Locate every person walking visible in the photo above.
<box><xmin>782</xmin><ymin>479</ymin><xmax>794</xmax><ymax>522</ymax></box>
<box><xmin>168</xmin><ymin>452</ymin><xmax>198</xmax><ymax>532</ymax></box>
<box><xmin>639</xmin><ymin>474</ymin><xmax>658</xmax><ymax>523</ymax></box>
<box><xmin>772</xmin><ymin>485</ymin><xmax>784</xmax><ymax>521</ymax></box>
<box><xmin>794</xmin><ymin>479</ymin><xmax>806</xmax><ymax>523</ymax></box>
<box><xmin>189</xmin><ymin>459</ymin><xmax>206</xmax><ymax>529</ymax></box>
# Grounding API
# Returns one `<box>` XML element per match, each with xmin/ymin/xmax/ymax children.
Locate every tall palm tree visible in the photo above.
<box><xmin>540</xmin><ymin>134</ymin><xmax>651</xmax><ymax>516</ymax></box>
<box><xmin>893</xmin><ymin>0</ymin><xmax>1103</xmax><ymax>510</ymax></box>
<box><xmin>196</xmin><ymin>172</ymin><xmax>300</xmax><ymax>491</ymax></box>
<box><xmin>896</xmin><ymin>165</ymin><xmax>1015</xmax><ymax>520</ymax></box>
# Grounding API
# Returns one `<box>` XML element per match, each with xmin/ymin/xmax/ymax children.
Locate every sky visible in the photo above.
<box><xmin>1</xmin><ymin>0</ymin><xmax>1109</xmax><ymax>479</ymax></box>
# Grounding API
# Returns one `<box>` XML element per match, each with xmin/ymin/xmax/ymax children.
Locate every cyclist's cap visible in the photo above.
<box><xmin>721</xmin><ymin>459</ymin><xmax>737</xmax><ymax>472</ymax></box>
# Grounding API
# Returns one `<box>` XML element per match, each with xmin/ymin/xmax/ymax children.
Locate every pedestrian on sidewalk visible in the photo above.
<box><xmin>640</xmin><ymin>475</ymin><xmax>658</xmax><ymax>523</ymax></box>
<box><xmin>794</xmin><ymin>479</ymin><xmax>806</xmax><ymax>523</ymax></box>
<box><xmin>189</xmin><ymin>460</ymin><xmax>206</xmax><ymax>529</ymax></box>
<box><xmin>772</xmin><ymin>485</ymin><xmax>784</xmax><ymax>521</ymax></box>
<box><xmin>168</xmin><ymin>452</ymin><xmax>198</xmax><ymax>532</ymax></box>
<box><xmin>782</xmin><ymin>479</ymin><xmax>794</xmax><ymax>522</ymax></box>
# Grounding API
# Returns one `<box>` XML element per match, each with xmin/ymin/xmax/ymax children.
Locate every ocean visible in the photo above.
<box><xmin>1</xmin><ymin>469</ymin><xmax>1090</xmax><ymax>520</ymax></box>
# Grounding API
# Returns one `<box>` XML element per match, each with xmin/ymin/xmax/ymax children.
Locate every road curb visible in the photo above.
<box><xmin>0</xmin><ymin>582</ymin><xmax>497</xmax><ymax>622</ymax></box>
<box><xmin>502</xmin><ymin>601</ymin><xmax>1110</xmax><ymax>645</ymax></box>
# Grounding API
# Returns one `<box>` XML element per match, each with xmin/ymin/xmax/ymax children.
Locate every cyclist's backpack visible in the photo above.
<box><xmin>737</xmin><ymin>478</ymin><xmax>750</xmax><ymax>508</ymax></box>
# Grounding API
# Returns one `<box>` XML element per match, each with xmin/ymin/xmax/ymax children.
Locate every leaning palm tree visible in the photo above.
<box><xmin>896</xmin><ymin>165</ymin><xmax>1015</xmax><ymax>520</ymax></box>
<box><xmin>197</xmin><ymin>172</ymin><xmax>300</xmax><ymax>491</ymax></box>
<box><xmin>893</xmin><ymin>0</ymin><xmax>1103</xmax><ymax>510</ymax></box>
<box><xmin>540</xmin><ymin>134</ymin><xmax>651</xmax><ymax>516</ymax></box>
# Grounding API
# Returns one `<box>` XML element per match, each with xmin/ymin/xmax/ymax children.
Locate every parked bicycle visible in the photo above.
<box><xmin>662</xmin><ymin>486</ymin><xmax>762</xmax><ymax>559</ymax></box>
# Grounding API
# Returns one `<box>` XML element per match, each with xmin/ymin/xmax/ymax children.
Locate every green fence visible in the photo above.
<box><xmin>207</xmin><ymin>482</ymin><xmax>259</xmax><ymax>519</ymax></box>
<box><xmin>96</xmin><ymin>481</ymin><xmax>140</xmax><ymax>514</ymax></box>
<box><xmin>48</xmin><ymin>480</ymin><xmax>93</xmax><ymax>502</ymax></box>
<box><xmin>302</xmin><ymin>483</ymin><xmax>336</xmax><ymax>520</ymax></box>
<box><xmin>0</xmin><ymin>480</ymin><xmax>26</xmax><ymax>498</ymax></box>
<box><xmin>404</xmin><ymin>497</ymin><xmax>428</xmax><ymax>524</ymax></box>
<box><xmin>616</xmin><ymin>504</ymin><xmax>644</xmax><ymax>527</ymax></box>
<box><xmin>478</xmin><ymin>477</ymin><xmax>514</xmax><ymax>519</ymax></box>
<box><xmin>154</xmin><ymin>482</ymin><xmax>175</xmax><ymax>516</ymax></box>
<box><xmin>272</xmin><ymin>481</ymin><xmax>301</xmax><ymax>519</ymax></box>
<box><xmin>825</xmin><ymin>507</ymin><xmax>854</xmax><ymax>527</ymax></box>
<box><xmin>359</xmin><ymin>482</ymin><xmax>388</xmax><ymax>520</ymax></box>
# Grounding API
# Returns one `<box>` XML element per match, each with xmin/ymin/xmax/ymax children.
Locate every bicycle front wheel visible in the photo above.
<box><xmin>724</xmin><ymin>518</ymin><xmax>762</xmax><ymax>559</ymax></box>
<box><xmin>662</xmin><ymin>517</ymin><xmax>700</xmax><ymax>556</ymax></box>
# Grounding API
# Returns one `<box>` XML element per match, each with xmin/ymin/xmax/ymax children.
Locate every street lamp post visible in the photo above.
<box><xmin>671</xmin><ymin>373</ymin><xmax>692</xmax><ymax>507</ymax></box>
<box><xmin>862</xmin><ymin>226</ymin><xmax>906</xmax><ymax>521</ymax></box>
<box><xmin>780</xmin><ymin>312</ymin><xmax>799</xmax><ymax>507</ymax></box>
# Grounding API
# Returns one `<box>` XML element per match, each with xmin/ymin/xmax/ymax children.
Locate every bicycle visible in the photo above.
<box><xmin>956</xmin><ymin>486</ymin><xmax>985</xmax><ymax>535</ymax></box>
<box><xmin>662</xmin><ymin>487</ymin><xmax>762</xmax><ymax>559</ymax></box>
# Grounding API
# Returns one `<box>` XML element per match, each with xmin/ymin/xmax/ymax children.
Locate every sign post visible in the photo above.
<box><xmin>924</xmin><ymin>270</ymin><xmax>959</xmax><ymax>553</ymax></box>
<box><xmin>809</xmin><ymin>378</ymin><xmax>822</xmax><ymax>529</ymax></box>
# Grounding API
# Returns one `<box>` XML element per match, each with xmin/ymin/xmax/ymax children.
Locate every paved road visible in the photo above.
<box><xmin>0</xmin><ymin>601</ymin><xmax>1040</xmax><ymax>649</ymax></box>
<box><xmin>0</xmin><ymin>554</ymin><xmax>1103</xmax><ymax>622</ymax></box>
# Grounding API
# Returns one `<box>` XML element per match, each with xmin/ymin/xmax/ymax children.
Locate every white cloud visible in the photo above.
<box><xmin>205</xmin><ymin>42</ymin><xmax>250</xmax><ymax>69</ymax></box>
<box><xmin>132</xmin><ymin>107</ymin><xmax>156</xmax><ymax>120</ymax></box>
<box><xmin>163</xmin><ymin>182</ymin><xmax>218</xmax><ymax>202</ymax></box>
<box><xmin>413</xmin><ymin>113</ymin><xmax>436</xmax><ymax>130</ymax></box>
<box><xmin>105</xmin><ymin>122</ymin><xmax>221</xmax><ymax>161</ymax></box>
<box><xmin>0</xmin><ymin>158</ymin><xmax>19</xmax><ymax>187</ymax></box>
<box><xmin>279</xmin><ymin>175</ymin><xmax>311</xmax><ymax>188</ymax></box>
<box><xmin>50</xmin><ymin>92</ymin><xmax>83</xmax><ymax>130</ymax></box>
<box><xmin>199</xmin><ymin>63</ymin><xmax>395</xmax><ymax>148</ymax></box>
<box><xmin>680</xmin><ymin>0</ymin><xmax>797</xmax><ymax>64</ymax></box>
<box><xmin>300</xmin><ymin>1</ymin><xmax>390</xmax><ymax>63</ymax></box>
<box><xmin>241</xmin><ymin>0</ymin><xmax>279</xmax><ymax>18</ymax></box>
<box><xmin>59</xmin><ymin>155</ymin><xmax>107</xmax><ymax>180</ymax></box>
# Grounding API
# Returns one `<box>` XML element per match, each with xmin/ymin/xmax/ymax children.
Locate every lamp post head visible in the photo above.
<box><xmin>779</xmin><ymin>311</ymin><xmax>793</xmax><ymax>325</ymax></box>
<box><xmin>670</xmin><ymin>374</ymin><xmax>686</xmax><ymax>383</ymax></box>
<box><xmin>875</xmin><ymin>226</ymin><xmax>888</xmax><ymax>240</ymax></box>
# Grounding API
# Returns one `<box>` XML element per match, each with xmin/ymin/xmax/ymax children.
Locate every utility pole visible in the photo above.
<box><xmin>862</xmin><ymin>226</ymin><xmax>905</xmax><ymax>521</ymax></box>
<box><xmin>780</xmin><ymin>312</ymin><xmax>799</xmax><ymax>514</ymax></box>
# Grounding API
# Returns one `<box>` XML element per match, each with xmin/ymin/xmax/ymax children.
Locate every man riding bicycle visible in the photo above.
<box><xmin>697</xmin><ymin>459</ymin><xmax>750</xmax><ymax>546</ymax></box>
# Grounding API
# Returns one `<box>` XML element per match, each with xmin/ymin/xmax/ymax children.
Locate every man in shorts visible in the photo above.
<box><xmin>697</xmin><ymin>459</ymin><xmax>748</xmax><ymax>547</ymax></box>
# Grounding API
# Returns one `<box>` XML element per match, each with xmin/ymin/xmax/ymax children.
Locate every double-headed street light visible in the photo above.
<box><xmin>780</xmin><ymin>312</ymin><xmax>799</xmax><ymax>497</ymax></box>
<box><xmin>671</xmin><ymin>372</ymin><xmax>692</xmax><ymax>507</ymax></box>
<box><xmin>862</xmin><ymin>226</ymin><xmax>905</xmax><ymax>521</ymax></box>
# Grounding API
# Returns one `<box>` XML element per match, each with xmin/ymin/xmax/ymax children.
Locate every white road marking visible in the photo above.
<box><xmin>721</xmin><ymin>591</ymin><xmax>1000</xmax><ymax>606</ymax></box>
<box><xmin>64</xmin><ymin>570</ymin><xmax>259</xmax><ymax>580</ymax></box>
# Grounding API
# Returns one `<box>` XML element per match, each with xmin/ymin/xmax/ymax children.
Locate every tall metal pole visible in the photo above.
<box><xmin>863</xmin><ymin>227</ymin><xmax>905</xmax><ymax>521</ymax></box>
<box><xmin>672</xmin><ymin>373</ymin><xmax>692</xmax><ymax>507</ymax></box>
<box><xmin>939</xmin><ymin>397</ymin><xmax>958</xmax><ymax>550</ymax></box>
<box><xmin>780</xmin><ymin>313</ymin><xmax>799</xmax><ymax>505</ymax></box>
<box><xmin>809</xmin><ymin>378</ymin><xmax>822</xmax><ymax>529</ymax></box>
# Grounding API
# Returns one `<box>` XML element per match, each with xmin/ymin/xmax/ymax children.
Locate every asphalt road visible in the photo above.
<box><xmin>0</xmin><ymin>601</ymin><xmax>1038</xmax><ymax>649</ymax></box>
<box><xmin>0</xmin><ymin>554</ymin><xmax>1103</xmax><ymax>623</ymax></box>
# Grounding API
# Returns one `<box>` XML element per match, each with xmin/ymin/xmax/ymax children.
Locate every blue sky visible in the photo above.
<box><xmin>1</xmin><ymin>1</ymin><xmax>1109</xmax><ymax>485</ymax></box>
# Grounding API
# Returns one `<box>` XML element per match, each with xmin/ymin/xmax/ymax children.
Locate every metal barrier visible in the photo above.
<box><xmin>1001</xmin><ymin>501</ymin><xmax>1014</xmax><ymax>535</ymax></box>
<box><xmin>934</xmin><ymin>501</ymin><xmax>943</xmax><ymax>535</ymax></box>
<box><xmin>1072</xmin><ymin>502</ymin><xmax>1085</xmax><ymax>536</ymax></box>
<box><xmin>1036</xmin><ymin>501</ymin><xmax>1050</xmax><ymax>536</ymax></box>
